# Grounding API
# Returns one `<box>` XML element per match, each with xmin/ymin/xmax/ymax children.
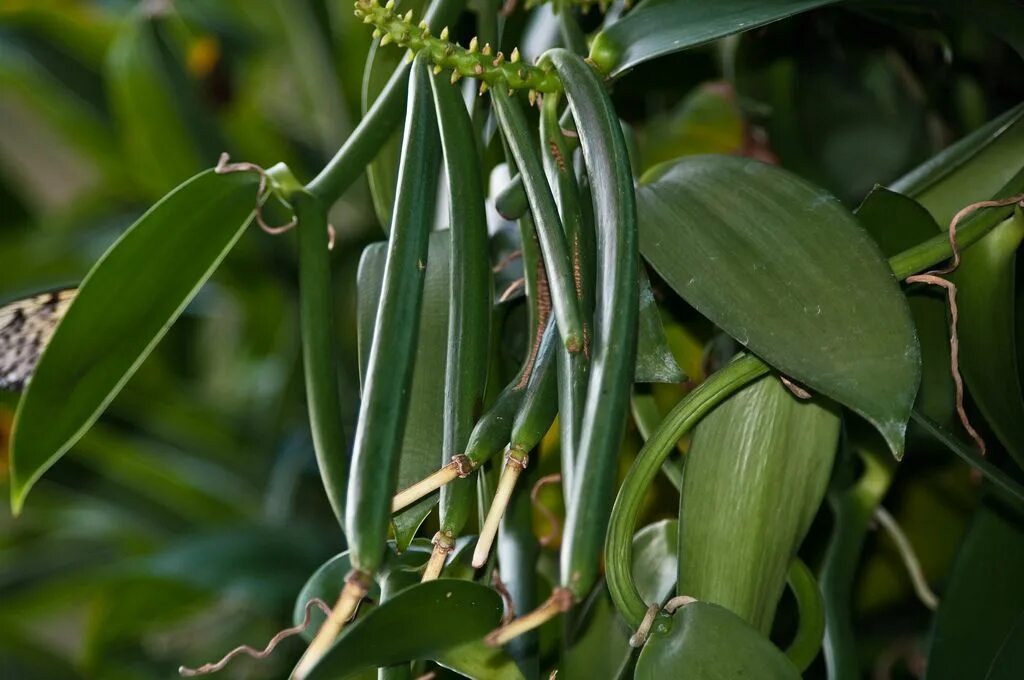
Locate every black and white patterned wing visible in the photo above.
<box><xmin>0</xmin><ymin>288</ymin><xmax>77</xmax><ymax>391</ymax></box>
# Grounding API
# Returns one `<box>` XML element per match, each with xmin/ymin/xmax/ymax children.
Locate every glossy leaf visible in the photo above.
<box><xmin>634</xmin><ymin>602</ymin><xmax>800</xmax><ymax>680</ymax></box>
<box><xmin>357</xmin><ymin>231</ymin><xmax>450</xmax><ymax>550</ymax></box>
<box><xmin>590</xmin><ymin>0</ymin><xmax>836</xmax><ymax>77</ymax></box>
<box><xmin>855</xmin><ymin>187</ymin><xmax>953</xmax><ymax>427</ymax></box>
<box><xmin>637</xmin><ymin>155</ymin><xmax>919</xmax><ymax>456</ymax></box>
<box><xmin>678</xmin><ymin>375</ymin><xmax>840</xmax><ymax>632</ymax></box>
<box><xmin>10</xmin><ymin>169</ymin><xmax>257</xmax><ymax>512</ymax></box>
<box><xmin>303</xmin><ymin>579</ymin><xmax>503</xmax><ymax>679</ymax></box>
<box><xmin>954</xmin><ymin>210</ymin><xmax>1024</xmax><ymax>465</ymax></box>
<box><xmin>926</xmin><ymin>497</ymin><xmax>1024</xmax><ymax>679</ymax></box>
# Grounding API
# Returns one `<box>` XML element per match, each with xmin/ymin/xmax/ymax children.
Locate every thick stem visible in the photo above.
<box><xmin>421</xmin><ymin>531</ymin><xmax>455</xmax><ymax>581</ymax></box>
<box><xmin>391</xmin><ymin>455</ymin><xmax>471</xmax><ymax>513</ymax></box>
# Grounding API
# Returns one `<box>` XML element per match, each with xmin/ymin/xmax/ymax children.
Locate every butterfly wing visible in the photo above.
<box><xmin>0</xmin><ymin>288</ymin><xmax>77</xmax><ymax>391</ymax></box>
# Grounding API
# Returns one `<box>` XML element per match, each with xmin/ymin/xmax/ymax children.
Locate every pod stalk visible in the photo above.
<box><xmin>472</xmin><ymin>450</ymin><xmax>529</xmax><ymax>568</ymax></box>
<box><xmin>485</xmin><ymin>587</ymin><xmax>573</xmax><ymax>646</ymax></box>
<box><xmin>422</xmin><ymin>531</ymin><xmax>456</xmax><ymax>581</ymax></box>
<box><xmin>292</xmin><ymin>570</ymin><xmax>372</xmax><ymax>679</ymax></box>
<box><xmin>392</xmin><ymin>454</ymin><xmax>473</xmax><ymax>512</ymax></box>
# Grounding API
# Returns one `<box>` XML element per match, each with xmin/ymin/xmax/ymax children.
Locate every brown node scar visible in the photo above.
<box><xmin>214</xmin><ymin>153</ymin><xmax>336</xmax><ymax>250</ymax></box>
<box><xmin>548</xmin><ymin>139</ymin><xmax>567</xmax><ymax>172</ymax></box>
<box><xmin>178</xmin><ymin>599</ymin><xmax>332</xmax><ymax>677</ymax></box>
<box><xmin>903</xmin><ymin>193</ymin><xmax>1024</xmax><ymax>456</ymax></box>
<box><xmin>530</xmin><ymin>473</ymin><xmax>563</xmax><ymax>547</ymax></box>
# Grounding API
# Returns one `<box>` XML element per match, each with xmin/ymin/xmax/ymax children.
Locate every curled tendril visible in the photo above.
<box><xmin>354</xmin><ymin>0</ymin><xmax>561</xmax><ymax>97</ymax></box>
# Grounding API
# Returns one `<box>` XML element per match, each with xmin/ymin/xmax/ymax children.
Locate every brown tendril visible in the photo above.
<box><xmin>902</xmin><ymin>194</ymin><xmax>1024</xmax><ymax>455</ymax></box>
<box><xmin>214</xmin><ymin>153</ymin><xmax>336</xmax><ymax>250</ymax></box>
<box><xmin>530</xmin><ymin>473</ymin><xmax>562</xmax><ymax>547</ymax></box>
<box><xmin>491</xmin><ymin>568</ymin><xmax>517</xmax><ymax>623</ymax></box>
<box><xmin>178</xmin><ymin>598</ymin><xmax>332</xmax><ymax>677</ymax></box>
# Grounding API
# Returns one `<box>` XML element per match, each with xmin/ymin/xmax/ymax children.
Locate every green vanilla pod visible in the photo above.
<box><xmin>541</xmin><ymin>91</ymin><xmax>594</xmax><ymax>494</ymax></box>
<box><xmin>430</xmin><ymin>68</ymin><xmax>492</xmax><ymax>540</ymax></box>
<box><xmin>491</xmin><ymin>87</ymin><xmax>585</xmax><ymax>354</ymax></box>
<box><xmin>542</xmin><ymin>49</ymin><xmax>639</xmax><ymax>599</ymax></box>
<box><xmin>345</xmin><ymin>53</ymin><xmax>441</xmax><ymax>576</ymax></box>
<box><xmin>293</xmin><ymin>190</ymin><xmax>350</xmax><ymax>526</ymax></box>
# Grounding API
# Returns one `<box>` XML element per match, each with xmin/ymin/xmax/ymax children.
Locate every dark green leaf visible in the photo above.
<box><xmin>11</xmin><ymin>169</ymin><xmax>257</xmax><ymax>512</ymax></box>
<box><xmin>357</xmin><ymin>231</ymin><xmax>451</xmax><ymax>550</ymax></box>
<box><xmin>304</xmin><ymin>579</ymin><xmax>503</xmax><ymax>679</ymax></box>
<box><xmin>434</xmin><ymin>639</ymin><xmax>525</xmax><ymax>679</ymax></box>
<box><xmin>986</xmin><ymin>610</ymin><xmax>1024</xmax><ymax>680</ymax></box>
<box><xmin>634</xmin><ymin>602</ymin><xmax>800</xmax><ymax>680</ymax></box>
<box><xmin>926</xmin><ymin>497</ymin><xmax>1024</xmax><ymax>680</ymax></box>
<box><xmin>954</xmin><ymin>210</ymin><xmax>1024</xmax><ymax>465</ymax></box>
<box><xmin>637</xmin><ymin>155</ymin><xmax>919</xmax><ymax>456</ymax></box>
<box><xmin>590</xmin><ymin>0</ymin><xmax>837</xmax><ymax>77</ymax></box>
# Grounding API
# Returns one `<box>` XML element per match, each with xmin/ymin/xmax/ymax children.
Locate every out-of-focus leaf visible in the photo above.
<box><xmin>678</xmin><ymin>375</ymin><xmax>840</xmax><ymax>632</ymax></box>
<box><xmin>635</xmin><ymin>267</ymin><xmax>684</xmax><ymax>384</ymax></box>
<box><xmin>637</xmin><ymin>82</ymin><xmax>745</xmax><ymax>172</ymax></box>
<box><xmin>10</xmin><ymin>169</ymin><xmax>257</xmax><ymax>513</ymax></box>
<box><xmin>303</xmin><ymin>579</ymin><xmax>503</xmax><ymax>679</ymax></box>
<box><xmin>357</xmin><ymin>231</ymin><xmax>450</xmax><ymax>550</ymax></box>
<box><xmin>637</xmin><ymin>155</ymin><xmax>919</xmax><ymax>457</ymax></box>
<box><xmin>589</xmin><ymin>0</ymin><xmax>837</xmax><ymax>77</ymax></box>
<box><xmin>926</xmin><ymin>497</ymin><xmax>1024</xmax><ymax>679</ymax></box>
<box><xmin>106</xmin><ymin>12</ymin><xmax>205</xmax><ymax>198</ymax></box>
<box><xmin>855</xmin><ymin>187</ymin><xmax>953</xmax><ymax>427</ymax></box>
<box><xmin>634</xmin><ymin>601</ymin><xmax>800</xmax><ymax>680</ymax></box>
<box><xmin>562</xmin><ymin>520</ymin><xmax>679</xmax><ymax>680</ymax></box>
<box><xmin>986</xmin><ymin>611</ymin><xmax>1024</xmax><ymax>680</ymax></box>
<box><xmin>954</xmin><ymin>210</ymin><xmax>1024</xmax><ymax>465</ymax></box>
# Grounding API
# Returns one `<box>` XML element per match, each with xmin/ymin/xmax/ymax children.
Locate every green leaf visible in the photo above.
<box><xmin>678</xmin><ymin>375</ymin><xmax>840</xmax><ymax>632</ymax></box>
<box><xmin>106</xmin><ymin>13</ymin><xmax>206</xmax><ymax>198</ymax></box>
<box><xmin>434</xmin><ymin>640</ymin><xmax>525</xmax><ymax>680</ymax></box>
<box><xmin>926</xmin><ymin>497</ymin><xmax>1024</xmax><ymax>680</ymax></box>
<box><xmin>362</xmin><ymin>37</ymin><xmax>405</xmax><ymax>231</ymax></box>
<box><xmin>635</xmin><ymin>267</ymin><xmax>685</xmax><ymax>384</ymax></box>
<box><xmin>303</xmin><ymin>579</ymin><xmax>503</xmax><ymax>679</ymax></box>
<box><xmin>357</xmin><ymin>231</ymin><xmax>451</xmax><ymax>550</ymax></box>
<box><xmin>986</xmin><ymin>611</ymin><xmax>1024</xmax><ymax>680</ymax></box>
<box><xmin>634</xmin><ymin>601</ymin><xmax>800</xmax><ymax>680</ymax></box>
<box><xmin>637</xmin><ymin>155</ymin><xmax>919</xmax><ymax>456</ymax></box>
<box><xmin>954</xmin><ymin>210</ymin><xmax>1024</xmax><ymax>466</ymax></box>
<box><xmin>855</xmin><ymin>187</ymin><xmax>954</xmax><ymax>427</ymax></box>
<box><xmin>10</xmin><ymin>169</ymin><xmax>257</xmax><ymax>513</ymax></box>
<box><xmin>590</xmin><ymin>0</ymin><xmax>837</xmax><ymax>78</ymax></box>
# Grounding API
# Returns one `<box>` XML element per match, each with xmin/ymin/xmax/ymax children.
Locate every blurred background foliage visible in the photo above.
<box><xmin>0</xmin><ymin>1</ymin><xmax>1022</xmax><ymax>678</ymax></box>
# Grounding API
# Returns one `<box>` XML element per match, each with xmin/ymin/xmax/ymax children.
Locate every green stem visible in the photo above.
<box><xmin>304</xmin><ymin>0</ymin><xmax>465</xmax><ymax>206</ymax></box>
<box><xmin>605</xmin><ymin>354</ymin><xmax>770</xmax><ymax>627</ymax></box>
<box><xmin>785</xmin><ymin>558</ymin><xmax>826</xmax><ymax>672</ymax></box>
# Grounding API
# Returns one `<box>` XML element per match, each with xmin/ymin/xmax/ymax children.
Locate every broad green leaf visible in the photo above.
<box><xmin>10</xmin><ymin>169</ymin><xmax>257</xmax><ymax>513</ymax></box>
<box><xmin>357</xmin><ymin>231</ymin><xmax>450</xmax><ymax>550</ymax></box>
<box><xmin>635</xmin><ymin>267</ymin><xmax>685</xmax><ymax>384</ymax></box>
<box><xmin>855</xmin><ymin>187</ymin><xmax>954</xmax><ymax>427</ymax></box>
<box><xmin>954</xmin><ymin>210</ymin><xmax>1024</xmax><ymax>465</ymax></box>
<box><xmin>986</xmin><ymin>611</ymin><xmax>1024</xmax><ymax>680</ymax></box>
<box><xmin>634</xmin><ymin>601</ymin><xmax>800</xmax><ymax>680</ymax></box>
<box><xmin>679</xmin><ymin>375</ymin><xmax>840</xmax><ymax>633</ymax></box>
<box><xmin>637</xmin><ymin>155</ymin><xmax>919</xmax><ymax>456</ymax></box>
<box><xmin>435</xmin><ymin>639</ymin><xmax>525</xmax><ymax>680</ymax></box>
<box><xmin>926</xmin><ymin>497</ymin><xmax>1024</xmax><ymax>680</ymax></box>
<box><xmin>590</xmin><ymin>0</ymin><xmax>837</xmax><ymax>78</ymax></box>
<box><xmin>562</xmin><ymin>520</ymin><xmax>679</xmax><ymax>680</ymax></box>
<box><xmin>106</xmin><ymin>13</ymin><xmax>206</xmax><ymax>198</ymax></box>
<box><xmin>304</xmin><ymin>579</ymin><xmax>503</xmax><ymax>679</ymax></box>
